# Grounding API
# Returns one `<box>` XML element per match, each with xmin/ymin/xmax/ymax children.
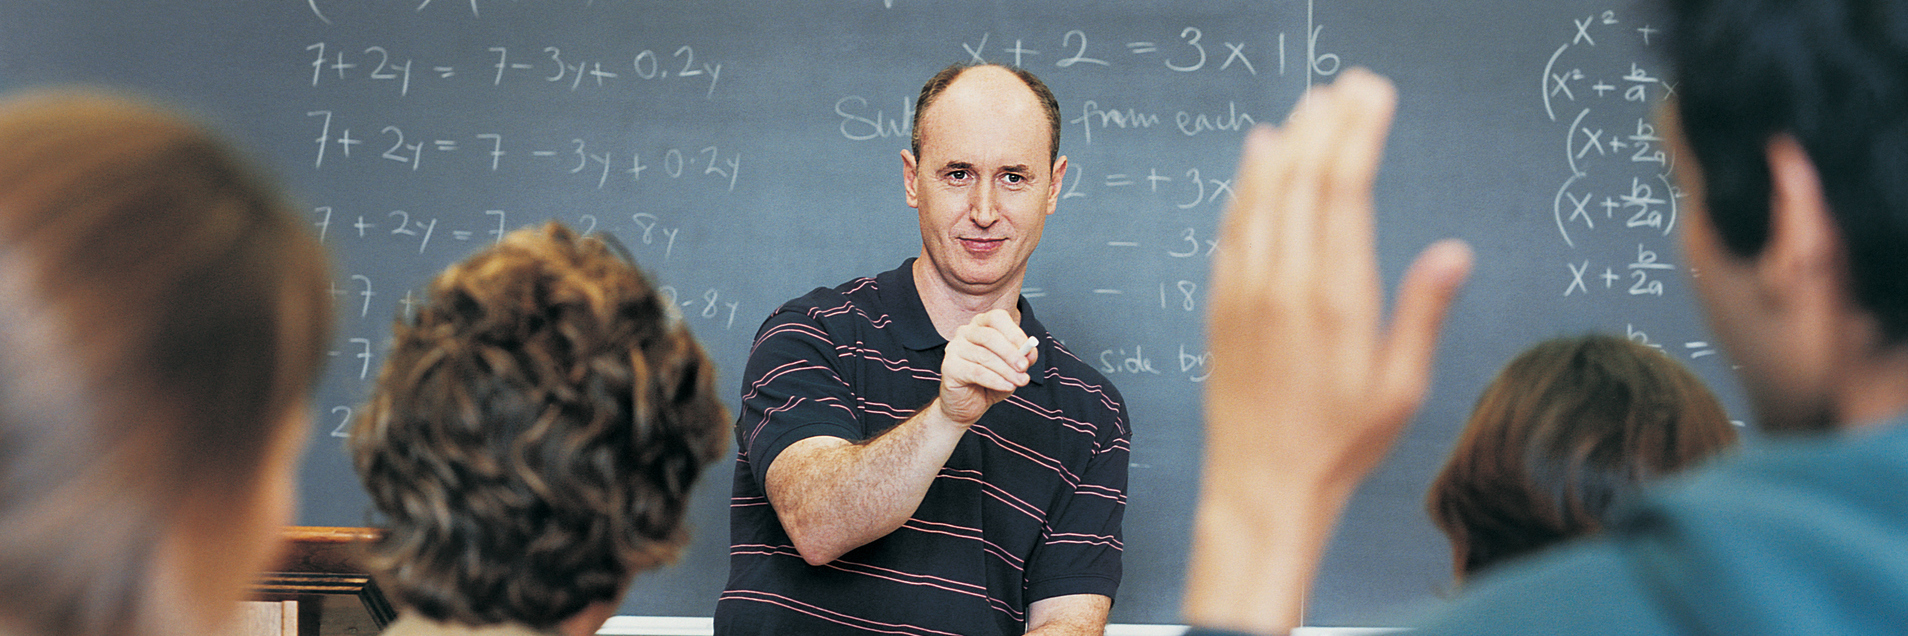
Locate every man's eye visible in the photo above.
<box><xmin>947</xmin><ymin>170</ymin><xmax>969</xmax><ymax>180</ymax></box>
<box><xmin>1002</xmin><ymin>173</ymin><xmax>1025</xmax><ymax>184</ymax></box>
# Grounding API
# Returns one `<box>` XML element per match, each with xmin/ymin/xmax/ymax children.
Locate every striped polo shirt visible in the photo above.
<box><xmin>715</xmin><ymin>259</ymin><xmax>1130</xmax><ymax>635</ymax></box>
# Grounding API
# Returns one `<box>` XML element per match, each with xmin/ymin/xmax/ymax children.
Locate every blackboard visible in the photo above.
<box><xmin>0</xmin><ymin>0</ymin><xmax>1747</xmax><ymax>626</ymax></box>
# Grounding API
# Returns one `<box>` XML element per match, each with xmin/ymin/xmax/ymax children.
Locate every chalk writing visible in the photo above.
<box><xmin>1161</xmin><ymin>280</ymin><xmax>1199</xmax><ymax>311</ymax></box>
<box><xmin>328</xmin><ymin>405</ymin><xmax>354</xmax><ymax>438</ymax></box>
<box><xmin>1542</xmin><ymin>9</ymin><xmax>1728</xmax><ymax>371</ymax></box>
<box><xmin>958</xmin><ymin>21</ymin><xmax>1322</xmax><ymax>79</ymax></box>
<box><xmin>1062</xmin><ymin>164</ymin><xmax>1234</xmax><ymax>209</ymax></box>
<box><xmin>1175</xmin><ymin>102</ymin><xmax>1257</xmax><ymax>137</ymax></box>
<box><xmin>1625</xmin><ymin>324</ymin><xmax>1721</xmax><ymax>361</ymax></box>
<box><xmin>628</xmin><ymin>213</ymin><xmax>682</xmax><ymax>261</ymax></box>
<box><xmin>303</xmin><ymin>113</ymin><xmax>743</xmax><ymax>191</ymax></box>
<box><xmin>309</xmin><ymin>207</ymin><xmax>509</xmax><ymax>256</ymax></box>
<box><xmin>1177</xmin><ymin>345</ymin><xmax>1213</xmax><ymax>382</ymax></box>
<box><xmin>1097</xmin><ymin>346</ymin><xmax>1162</xmax><ymax>376</ymax></box>
<box><xmin>836</xmin><ymin>96</ymin><xmax>914</xmax><ymax>142</ymax></box>
<box><xmin>305</xmin><ymin>41</ymin><xmax>725</xmax><ymax>98</ymax></box>
<box><xmin>660</xmin><ymin>285</ymin><xmax>744</xmax><ymax>331</ymax></box>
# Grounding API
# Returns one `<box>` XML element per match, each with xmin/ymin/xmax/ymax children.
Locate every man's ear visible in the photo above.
<box><xmin>1758</xmin><ymin>135</ymin><xmax>1844</xmax><ymax>296</ymax></box>
<box><xmin>1046</xmin><ymin>155</ymin><xmax>1069</xmax><ymax>214</ymax></box>
<box><xmin>901</xmin><ymin>149</ymin><xmax>921</xmax><ymax>209</ymax></box>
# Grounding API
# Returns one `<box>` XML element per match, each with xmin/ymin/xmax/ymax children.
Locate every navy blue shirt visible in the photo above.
<box><xmin>716</xmin><ymin>259</ymin><xmax>1130</xmax><ymax>635</ymax></box>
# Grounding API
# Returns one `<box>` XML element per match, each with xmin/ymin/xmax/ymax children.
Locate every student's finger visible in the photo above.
<box><xmin>1270</xmin><ymin>80</ymin><xmax>1343</xmax><ymax>279</ymax></box>
<box><xmin>1317</xmin><ymin>69</ymin><xmax>1397</xmax><ymax>306</ymax></box>
<box><xmin>1215</xmin><ymin>124</ymin><xmax>1286</xmax><ymax>294</ymax></box>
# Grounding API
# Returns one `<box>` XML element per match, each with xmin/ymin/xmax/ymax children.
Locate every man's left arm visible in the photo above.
<box><xmin>1024</xmin><ymin>396</ymin><xmax>1129</xmax><ymax>635</ymax></box>
<box><xmin>1026</xmin><ymin>593</ymin><xmax>1111</xmax><ymax>635</ymax></box>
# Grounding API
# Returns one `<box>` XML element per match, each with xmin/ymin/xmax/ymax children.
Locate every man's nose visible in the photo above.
<box><xmin>969</xmin><ymin>183</ymin><xmax>999</xmax><ymax>228</ymax></box>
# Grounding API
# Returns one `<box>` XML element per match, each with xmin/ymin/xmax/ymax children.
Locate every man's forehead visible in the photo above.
<box><xmin>915</xmin><ymin>69</ymin><xmax>1052</xmax><ymax>160</ymax></box>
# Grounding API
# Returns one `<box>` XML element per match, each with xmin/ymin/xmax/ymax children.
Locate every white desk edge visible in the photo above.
<box><xmin>596</xmin><ymin>616</ymin><xmax>1406</xmax><ymax>636</ymax></box>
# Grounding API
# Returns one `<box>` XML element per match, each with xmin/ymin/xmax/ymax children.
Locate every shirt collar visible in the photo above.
<box><xmin>883</xmin><ymin>258</ymin><xmax>1053</xmax><ymax>386</ymax></box>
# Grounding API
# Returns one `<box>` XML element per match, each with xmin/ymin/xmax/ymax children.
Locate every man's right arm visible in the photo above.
<box><xmin>766</xmin><ymin>308</ymin><xmax>1036</xmax><ymax>566</ymax></box>
<box><xmin>766</xmin><ymin>398</ymin><xmax>968</xmax><ymax>565</ymax></box>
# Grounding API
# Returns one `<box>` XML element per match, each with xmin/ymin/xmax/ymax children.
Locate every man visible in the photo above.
<box><xmin>716</xmin><ymin>63</ymin><xmax>1129</xmax><ymax>635</ymax></box>
<box><xmin>350</xmin><ymin>222</ymin><xmax>730</xmax><ymax>636</ymax></box>
<box><xmin>1183</xmin><ymin>0</ymin><xmax>1908</xmax><ymax>633</ymax></box>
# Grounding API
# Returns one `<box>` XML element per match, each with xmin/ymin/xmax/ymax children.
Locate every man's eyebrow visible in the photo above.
<box><xmin>935</xmin><ymin>161</ymin><xmax>1037</xmax><ymax>176</ymax></box>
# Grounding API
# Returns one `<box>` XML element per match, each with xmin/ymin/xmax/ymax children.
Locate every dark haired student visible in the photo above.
<box><xmin>1427</xmin><ymin>333</ymin><xmax>1738</xmax><ymax>581</ymax></box>
<box><xmin>1184</xmin><ymin>0</ymin><xmax>1908</xmax><ymax>633</ymax></box>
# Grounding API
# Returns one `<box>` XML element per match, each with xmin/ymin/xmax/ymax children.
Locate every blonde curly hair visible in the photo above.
<box><xmin>351</xmin><ymin>221</ymin><xmax>728</xmax><ymax>627</ymax></box>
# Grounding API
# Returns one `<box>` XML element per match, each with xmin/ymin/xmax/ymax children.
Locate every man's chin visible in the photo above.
<box><xmin>950</xmin><ymin>268</ymin><xmax>1020</xmax><ymax>294</ymax></box>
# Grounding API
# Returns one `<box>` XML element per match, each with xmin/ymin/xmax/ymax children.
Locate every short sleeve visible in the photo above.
<box><xmin>1023</xmin><ymin>399</ymin><xmax>1131</xmax><ymax>602</ymax></box>
<box><xmin>735</xmin><ymin>307</ymin><xmax>863</xmax><ymax>489</ymax></box>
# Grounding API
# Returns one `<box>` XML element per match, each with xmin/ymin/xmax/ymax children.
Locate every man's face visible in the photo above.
<box><xmin>903</xmin><ymin>67</ymin><xmax>1066</xmax><ymax>298</ymax></box>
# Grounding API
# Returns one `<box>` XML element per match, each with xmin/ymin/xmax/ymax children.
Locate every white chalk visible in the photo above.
<box><xmin>1018</xmin><ymin>336</ymin><xmax>1039</xmax><ymax>356</ymax></box>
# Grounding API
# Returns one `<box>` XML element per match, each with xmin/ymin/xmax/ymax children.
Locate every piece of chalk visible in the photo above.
<box><xmin>1018</xmin><ymin>336</ymin><xmax>1039</xmax><ymax>356</ymax></box>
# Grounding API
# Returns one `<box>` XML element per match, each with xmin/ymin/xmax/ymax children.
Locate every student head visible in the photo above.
<box><xmin>1664</xmin><ymin>0</ymin><xmax>1908</xmax><ymax>432</ymax></box>
<box><xmin>0</xmin><ymin>91</ymin><xmax>333</xmax><ymax>636</ymax></box>
<box><xmin>902</xmin><ymin>63</ymin><xmax>1069</xmax><ymax>298</ymax></box>
<box><xmin>349</xmin><ymin>222</ymin><xmax>729</xmax><ymax>635</ymax></box>
<box><xmin>1426</xmin><ymin>334</ymin><xmax>1737</xmax><ymax>579</ymax></box>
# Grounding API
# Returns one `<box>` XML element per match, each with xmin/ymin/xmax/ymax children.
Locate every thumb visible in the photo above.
<box><xmin>1376</xmin><ymin>239</ymin><xmax>1473</xmax><ymax>422</ymax></box>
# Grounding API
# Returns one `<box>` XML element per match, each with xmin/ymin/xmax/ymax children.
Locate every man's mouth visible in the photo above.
<box><xmin>960</xmin><ymin>237</ymin><xmax>1005</xmax><ymax>252</ymax></box>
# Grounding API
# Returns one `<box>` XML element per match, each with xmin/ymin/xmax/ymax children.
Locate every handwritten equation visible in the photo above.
<box><xmin>305</xmin><ymin>42</ymin><xmax>725</xmax><ymax>98</ymax></box>
<box><xmin>303</xmin><ymin>111</ymin><xmax>742</xmax><ymax>191</ymax></box>
<box><xmin>298</xmin><ymin>9</ymin><xmax>760</xmax><ymax>437</ymax></box>
<box><xmin>954</xmin><ymin>11</ymin><xmax>1341</xmax><ymax>80</ymax></box>
<box><xmin>315</xmin><ymin>197</ymin><xmax>748</xmax><ymax>434</ymax></box>
<box><xmin>1542</xmin><ymin>10</ymin><xmax>1710</xmax><ymax>361</ymax></box>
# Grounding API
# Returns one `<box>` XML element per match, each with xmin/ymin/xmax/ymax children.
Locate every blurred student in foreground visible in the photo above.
<box><xmin>350</xmin><ymin>222</ymin><xmax>729</xmax><ymax>636</ymax></box>
<box><xmin>1427</xmin><ymin>333</ymin><xmax>1738</xmax><ymax>582</ymax></box>
<box><xmin>0</xmin><ymin>92</ymin><xmax>332</xmax><ymax>636</ymax></box>
<box><xmin>1185</xmin><ymin>0</ymin><xmax>1908</xmax><ymax>633</ymax></box>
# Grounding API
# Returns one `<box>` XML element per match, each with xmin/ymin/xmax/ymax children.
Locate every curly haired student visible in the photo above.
<box><xmin>351</xmin><ymin>222</ymin><xmax>729</xmax><ymax>636</ymax></box>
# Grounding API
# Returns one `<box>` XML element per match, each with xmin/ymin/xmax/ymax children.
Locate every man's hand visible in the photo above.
<box><xmin>1183</xmin><ymin>68</ymin><xmax>1473</xmax><ymax>633</ymax></box>
<box><xmin>937</xmin><ymin>308</ymin><xmax>1038</xmax><ymax>426</ymax></box>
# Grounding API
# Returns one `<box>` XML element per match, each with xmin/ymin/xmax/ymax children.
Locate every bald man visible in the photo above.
<box><xmin>716</xmin><ymin>63</ymin><xmax>1129</xmax><ymax>636</ymax></box>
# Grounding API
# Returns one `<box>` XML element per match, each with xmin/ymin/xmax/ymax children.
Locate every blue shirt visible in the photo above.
<box><xmin>1186</xmin><ymin>416</ymin><xmax>1908</xmax><ymax>635</ymax></box>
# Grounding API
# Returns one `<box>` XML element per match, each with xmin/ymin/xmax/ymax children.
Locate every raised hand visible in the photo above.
<box><xmin>1185</xmin><ymin>68</ymin><xmax>1474</xmax><ymax>634</ymax></box>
